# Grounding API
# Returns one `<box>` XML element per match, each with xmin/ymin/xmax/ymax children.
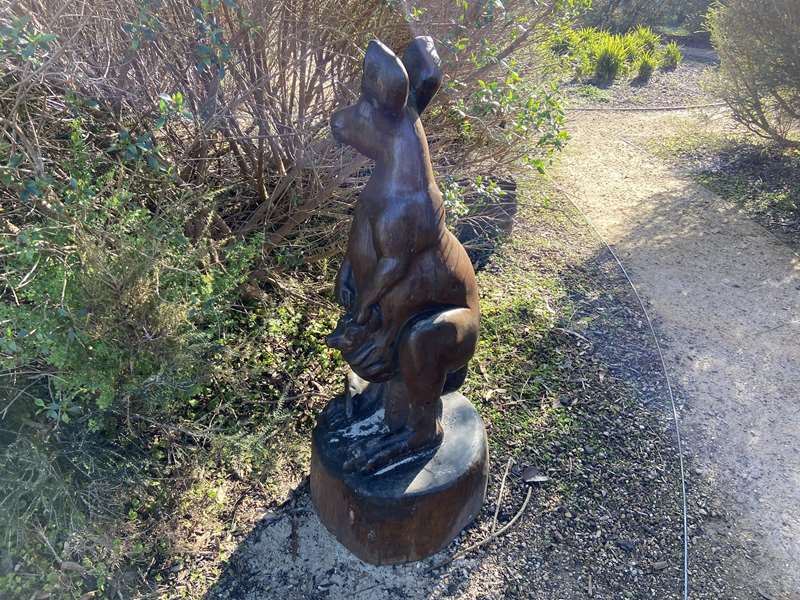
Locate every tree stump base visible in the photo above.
<box><xmin>310</xmin><ymin>392</ymin><xmax>489</xmax><ymax>565</ymax></box>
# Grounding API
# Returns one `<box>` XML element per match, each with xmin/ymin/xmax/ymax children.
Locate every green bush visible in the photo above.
<box><xmin>1</xmin><ymin>117</ymin><xmax>258</xmax><ymax>416</ymax></box>
<box><xmin>707</xmin><ymin>0</ymin><xmax>800</xmax><ymax>147</ymax></box>
<box><xmin>592</xmin><ymin>33</ymin><xmax>628</xmax><ymax>83</ymax></box>
<box><xmin>628</xmin><ymin>25</ymin><xmax>661</xmax><ymax>55</ymax></box>
<box><xmin>634</xmin><ymin>52</ymin><xmax>657</xmax><ymax>82</ymax></box>
<box><xmin>660</xmin><ymin>40</ymin><xmax>682</xmax><ymax>70</ymax></box>
<box><xmin>550</xmin><ymin>25</ymin><xmax>674</xmax><ymax>85</ymax></box>
<box><xmin>548</xmin><ymin>27</ymin><xmax>596</xmax><ymax>78</ymax></box>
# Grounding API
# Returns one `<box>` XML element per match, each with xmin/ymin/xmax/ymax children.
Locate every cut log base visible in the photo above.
<box><xmin>310</xmin><ymin>392</ymin><xmax>489</xmax><ymax>565</ymax></box>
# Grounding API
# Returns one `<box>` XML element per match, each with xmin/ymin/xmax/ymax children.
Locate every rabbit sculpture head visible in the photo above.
<box><xmin>330</xmin><ymin>37</ymin><xmax>443</xmax><ymax>160</ymax></box>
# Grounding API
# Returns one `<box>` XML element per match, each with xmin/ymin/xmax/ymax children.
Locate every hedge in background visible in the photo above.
<box><xmin>707</xmin><ymin>0</ymin><xmax>800</xmax><ymax>148</ymax></box>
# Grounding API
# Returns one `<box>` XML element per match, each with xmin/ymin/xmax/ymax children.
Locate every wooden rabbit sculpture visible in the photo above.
<box><xmin>324</xmin><ymin>37</ymin><xmax>480</xmax><ymax>474</ymax></box>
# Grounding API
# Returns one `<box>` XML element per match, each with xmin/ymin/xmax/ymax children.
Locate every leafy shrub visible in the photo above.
<box><xmin>551</xmin><ymin>25</ymin><xmax>673</xmax><ymax>85</ymax></box>
<box><xmin>591</xmin><ymin>33</ymin><xmax>628</xmax><ymax>83</ymax></box>
<box><xmin>707</xmin><ymin>0</ymin><xmax>800</xmax><ymax>147</ymax></box>
<box><xmin>4</xmin><ymin>122</ymin><xmax>254</xmax><ymax>408</ymax></box>
<box><xmin>628</xmin><ymin>25</ymin><xmax>661</xmax><ymax>55</ymax></box>
<box><xmin>634</xmin><ymin>52</ymin><xmax>657</xmax><ymax>83</ymax></box>
<box><xmin>548</xmin><ymin>26</ymin><xmax>598</xmax><ymax>78</ymax></box>
<box><xmin>660</xmin><ymin>40</ymin><xmax>682</xmax><ymax>70</ymax></box>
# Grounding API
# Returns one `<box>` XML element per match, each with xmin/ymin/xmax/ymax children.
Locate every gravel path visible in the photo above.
<box><xmin>556</xmin><ymin>107</ymin><xmax>800</xmax><ymax>600</ymax></box>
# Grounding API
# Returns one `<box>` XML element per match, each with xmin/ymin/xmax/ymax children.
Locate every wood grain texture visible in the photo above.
<box><xmin>310</xmin><ymin>392</ymin><xmax>489</xmax><ymax>565</ymax></box>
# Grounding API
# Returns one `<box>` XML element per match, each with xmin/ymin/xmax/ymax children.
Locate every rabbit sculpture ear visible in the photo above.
<box><xmin>401</xmin><ymin>36</ymin><xmax>443</xmax><ymax>115</ymax></box>
<box><xmin>361</xmin><ymin>40</ymin><xmax>409</xmax><ymax>116</ymax></box>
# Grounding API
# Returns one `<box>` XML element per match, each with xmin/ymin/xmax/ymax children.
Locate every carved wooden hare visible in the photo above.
<box><xmin>325</xmin><ymin>37</ymin><xmax>480</xmax><ymax>474</ymax></box>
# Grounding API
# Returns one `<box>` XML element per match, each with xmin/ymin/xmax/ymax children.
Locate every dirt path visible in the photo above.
<box><xmin>556</xmin><ymin>108</ymin><xmax>800</xmax><ymax>600</ymax></box>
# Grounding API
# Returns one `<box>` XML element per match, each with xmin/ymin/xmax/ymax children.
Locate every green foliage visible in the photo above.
<box><xmin>592</xmin><ymin>33</ymin><xmax>628</xmax><ymax>83</ymax></box>
<box><xmin>454</xmin><ymin>67</ymin><xmax>569</xmax><ymax>172</ymax></box>
<box><xmin>549</xmin><ymin>24</ymin><xmax>679</xmax><ymax>85</ymax></box>
<box><xmin>441</xmin><ymin>180</ymin><xmax>470</xmax><ymax>230</ymax></box>
<box><xmin>1</xmin><ymin>120</ymin><xmax>255</xmax><ymax>420</ymax></box>
<box><xmin>660</xmin><ymin>40</ymin><xmax>682</xmax><ymax>70</ymax></box>
<box><xmin>628</xmin><ymin>25</ymin><xmax>660</xmax><ymax>55</ymax></box>
<box><xmin>634</xmin><ymin>51</ymin><xmax>657</xmax><ymax>83</ymax></box>
<box><xmin>0</xmin><ymin>15</ymin><xmax>56</xmax><ymax>62</ymax></box>
<box><xmin>0</xmin><ymin>89</ymin><xmax>339</xmax><ymax>598</ymax></box>
<box><xmin>707</xmin><ymin>0</ymin><xmax>800</xmax><ymax>147</ymax></box>
<box><xmin>547</xmin><ymin>27</ymin><xmax>597</xmax><ymax>78</ymax></box>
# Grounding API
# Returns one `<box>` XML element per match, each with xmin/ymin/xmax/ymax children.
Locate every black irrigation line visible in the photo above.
<box><xmin>569</xmin><ymin>101</ymin><xmax>728</xmax><ymax>112</ymax></box>
<box><xmin>552</xmin><ymin>179</ymin><xmax>691</xmax><ymax>600</ymax></box>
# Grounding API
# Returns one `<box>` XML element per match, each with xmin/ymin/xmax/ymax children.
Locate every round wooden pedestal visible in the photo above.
<box><xmin>310</xmin><ymin>392</ymin><xmax>489</xmax><ymax>565</ymax></box>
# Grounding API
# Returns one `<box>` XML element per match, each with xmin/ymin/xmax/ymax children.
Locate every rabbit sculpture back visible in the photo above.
<box><xmin>324</xmin><ymin>37</ymin><xmax>480</xmax><ymax>474</ymax></box>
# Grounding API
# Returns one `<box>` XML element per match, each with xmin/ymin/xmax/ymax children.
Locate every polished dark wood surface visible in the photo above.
<box><xmin>311</xmin><ymin>392</ymin><xmax>488</xmax><ymax>565</ymax></box>
<box><xmin>325</xmin><ymin>37</ymin><xmax>481</xmax><ymax>475</ymax></box>
<box><xmin>310</xmin><ymin>37</ymin><xmax>488</xmax><ymax>564</ymax></box>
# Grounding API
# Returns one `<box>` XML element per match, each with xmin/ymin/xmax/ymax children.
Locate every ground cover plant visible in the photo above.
<box><xmin>0</xmin><ymin>0</ymin><xmax>583</xmax><ymax>597</ymax></box>
<box><xmin>548</xmin><ymin>26</ymin><xmax>683</xmax><ymax>85</ymax></box>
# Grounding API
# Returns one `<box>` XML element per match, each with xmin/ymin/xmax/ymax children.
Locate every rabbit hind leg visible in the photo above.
<box><xmin>343</xmin><ymin>307</ymin><xmax>478</xmax><ymax>474</ymax></box>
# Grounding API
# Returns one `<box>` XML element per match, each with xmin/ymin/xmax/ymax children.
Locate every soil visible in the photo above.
<box><xmin>556</xmin><ymin>105</ymin><xmax>800</xmax><ymax>600</ymax></box>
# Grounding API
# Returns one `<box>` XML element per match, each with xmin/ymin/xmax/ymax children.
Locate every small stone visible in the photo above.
<box><xmin>521</xmin><ymin>465</ymin><xmax>550</xmax><ymax>484</ymax></box>
<box><xmin>617</xmin><ymin>539</ymin><xmax>636</xmax><ymax>553</ymax></box>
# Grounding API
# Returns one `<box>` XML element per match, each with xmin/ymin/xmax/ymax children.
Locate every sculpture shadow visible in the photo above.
<box><xmin>201</xmin><ymin>454</ymin><xmax>496</xmax><ymax>600</ymax></box>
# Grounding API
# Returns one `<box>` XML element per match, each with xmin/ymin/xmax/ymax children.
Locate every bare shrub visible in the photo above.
<box><xmin>707</xmin><ymin>0</ymin><xmax>800</xmax><ymax>148</ymax></box>
<box><xmin>3</xmin><ymin>0</ymin><xmax>570</xmax><ymax>268</ymax></box>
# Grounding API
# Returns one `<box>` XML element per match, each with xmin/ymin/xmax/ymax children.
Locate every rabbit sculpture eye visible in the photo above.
<box><xmin>324</xmin><ymin>37</ymin><xmax>481</xmax><ymax>475</ymax></box>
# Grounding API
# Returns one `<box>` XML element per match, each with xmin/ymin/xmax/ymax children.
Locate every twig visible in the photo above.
<box><xmin>490</xmin><ymin>457</ymin><xmax>513</xmax><ymax>533</ymax></box>
<box><xmin>553</xmin><ymin>326</ymin><xmax>592</xmax><ymax>345</ymax></box>
<box><xmin>424</xmin><ymin>486</ymin><xmax>535</xmax><ymax>574</ymax></box>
